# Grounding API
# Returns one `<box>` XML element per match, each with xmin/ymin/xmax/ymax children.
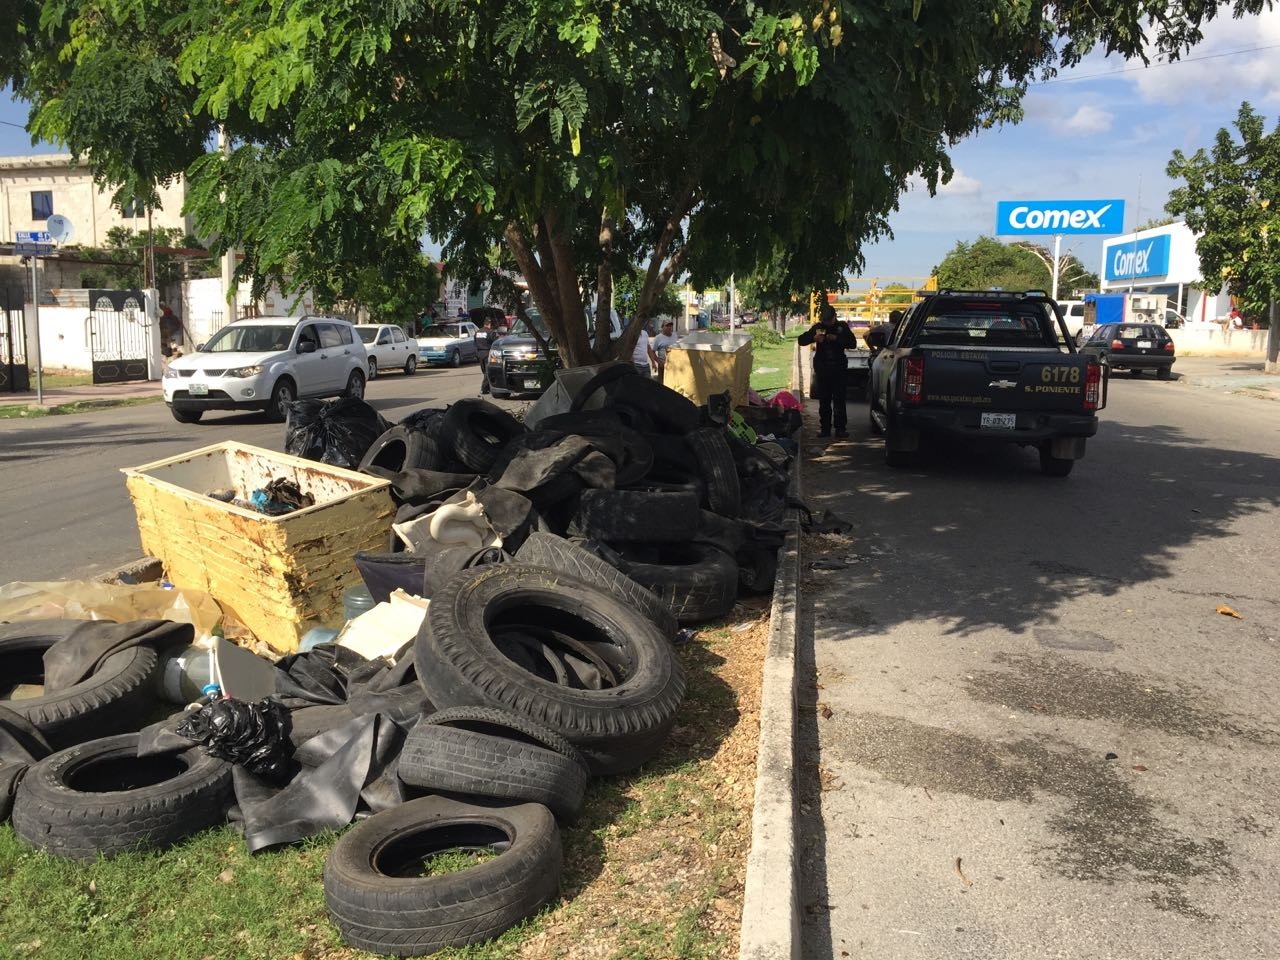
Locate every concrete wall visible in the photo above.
<box><xmin>176</xmin><ymin>277</ymin><xmax>321</xmax><ymax>349</ymax></box>
<box><xmin>1169</xmin><ymin>325</ymin><xmax>1270</xmax><ymax>357</ymax></box>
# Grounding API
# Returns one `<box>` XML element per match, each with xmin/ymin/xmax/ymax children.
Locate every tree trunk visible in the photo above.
<box><xmin>594</xmin><ymin>210</ymin><xmax>616</xmax><ymax>361</ymax></box>
<box><xmin>542</xmin><ymin>208</ymin><xmax>592</xmax><ymax>366</ymax></box>
<box><xmin>1268</xmin><ymin>299</ymin><xmax>1278</xmax><ymax>373</ymax></box>
<box><xmin>503</xmin><ymin>221</ymin><xmax>561</xmax><ymax>336</ymax></box>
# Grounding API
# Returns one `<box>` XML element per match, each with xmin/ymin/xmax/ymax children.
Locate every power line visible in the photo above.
<box><xmin>1036</xmin><ymin>42</ymin><xmax>1280</xmax><ymax>85</ymax></box>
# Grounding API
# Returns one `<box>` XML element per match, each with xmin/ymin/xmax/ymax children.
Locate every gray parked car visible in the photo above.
<box><xmin>417</xmin><ymin>322</ymin><xmax>479</xmax><ymax>367</ymax></box>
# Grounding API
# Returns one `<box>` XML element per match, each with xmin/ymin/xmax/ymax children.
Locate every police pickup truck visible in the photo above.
<box><xmin>868</xmin><ymin>289</ymin><xmax>1106</xmax><ymax>477</ymax></box>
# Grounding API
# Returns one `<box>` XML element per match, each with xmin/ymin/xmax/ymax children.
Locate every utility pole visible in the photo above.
<box><xmin>1051</xmin><ymin>235</ymin><xmax>1062</xmax><ymax>300</ymax></box>
<box><xmin>28</xmin><ymin>256</ymin><xmax>42</xmax><ymax>404</ymax></box>
<box><xmin>1269</xmin><ymin>300</ymin><xmax>1279</xmax><ymax>374</ymax></box>
<box><xmin>218</xmin><ymin>128</ymin><xmax>236</xmax><ymax>324</ymax></box>
<box><xmin>728</xmin><ymin>274</ymin><xmax>736</xmax><ymax>328</ymax></box>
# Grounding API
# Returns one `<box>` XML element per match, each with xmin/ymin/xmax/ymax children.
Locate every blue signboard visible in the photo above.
<box><xmin>995</xmin><ymin>199</ymin><xmax>1125</xmax><ymax>236</ymax></box>
<box><xmin>16</xmin><ymin>230</ymin><xmax>52</xmax><ymax>244</ymax></box>
<box><xmin>1104</xmin><ymin>233</ymin><xmax>1172</xmax><ymax>282</ymax></box>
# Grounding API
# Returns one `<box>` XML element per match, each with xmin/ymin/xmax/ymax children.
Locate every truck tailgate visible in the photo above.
<box><xmin>919</xmin><ymin>348</ymin><xmax>1093</xmax><ymax>413</ymax></box>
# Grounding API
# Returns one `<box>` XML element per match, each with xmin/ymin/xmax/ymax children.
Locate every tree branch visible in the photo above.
<box><xmin>635</xmin><ymin>186</ymin><xmax>697</xmax><ymax>324</ymax></box>
<box><xmin>503</xmin><ymin>220</ymin><xmax>562</xmax><ymax>336</ymax></box>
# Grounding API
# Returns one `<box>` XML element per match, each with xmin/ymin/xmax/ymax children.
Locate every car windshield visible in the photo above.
<box><xmin>421</xmin><ymin>325</ymin><xmax>462</xmax><ymax>338</ymax></box>
<box><xmin>356</xmin><ymin>328</ymin><xmax>380</xmax><ymax>344</ymax></box>
<box><xmin>1118</xmin><ymin>325</ymin><xmax>1161</xmax><ymax>340</ymax></box>
<box><xmin>204</xmin><ymin>324</ymin><xmax>294</xmax><ymax>353</ymax></box>
<box><xmin>917</xmin><ymin>301</ymin><xmax>1058</xmax><ymax>347</ymax></box>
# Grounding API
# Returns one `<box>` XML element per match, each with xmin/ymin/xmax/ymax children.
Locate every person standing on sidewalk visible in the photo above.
<box><xmin>798</xmin><ymin>303</ymin><xmax>856</xmax><ymax>437</ymax></box>
<box><xmin>632</xmin><ymin>322</ymin><xmax>658</xmax><ymax>378</ymax></box>
<box><xmin>475</xmin><ymin>317</ymin><xmax>495</xmax><ymax>394</ymax></box>
<box><xmin>652</xmin><ymin>319</ymin><xmax>679</xmax><ymax>383</ymax></box>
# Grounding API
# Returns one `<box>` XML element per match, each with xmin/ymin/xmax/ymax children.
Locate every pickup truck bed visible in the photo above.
<box><xmin>868</xmin><ymin>290</ymin><xmax>1107</xmax><ymax>476</ymax></box>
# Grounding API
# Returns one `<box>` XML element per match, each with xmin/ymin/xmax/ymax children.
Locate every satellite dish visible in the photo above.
<box><xmin>46</xmin><ymin>214</ymin><xmax>74</xmax><ymax>244</ymax></box>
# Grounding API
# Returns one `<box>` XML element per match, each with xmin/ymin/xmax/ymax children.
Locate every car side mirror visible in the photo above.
<box><xmin>195</xmin><ymin>343</ymin><xmax>206</xmax><ymax>352</ymax></box>
<box><xmin>298</xmin><ymin>340</ymin><xmax>317</xmax><ymax>354</ymax></box>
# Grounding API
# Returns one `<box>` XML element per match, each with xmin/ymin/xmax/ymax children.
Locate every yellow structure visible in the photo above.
<box><xmin>124</xmin><ymin>442</ymin><xmax>394</xmax><ymax>652</ymax></box>
<box><xmin>809</xmin><ymin>276</ymin><xmax>938</xmax><ymax>325</ymax></box>
<box><xmin>662</xmin><ymin>331</ymin><xmax>754</xmax><ymax>407</ymax></box>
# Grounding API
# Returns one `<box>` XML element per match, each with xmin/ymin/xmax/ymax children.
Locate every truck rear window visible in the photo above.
<box><xmin>917</xmin><ymin>302</ymin><xmax>1058</xmax><ymax>347</ymax></box>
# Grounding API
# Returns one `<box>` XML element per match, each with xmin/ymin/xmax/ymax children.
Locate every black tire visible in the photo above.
<box><xmin>398</xmin><ymin>707</ymin><xmax>589</xmax><ymax>821</ymax></box>
<box><xmin>324</xmin><ymin>796</ymin><xmax>562</xmax><ymax>957</ymax></box>
<box><xmin>1158</xmin><ymin>365</ymin><xmax>1172</xmax><ymax>380</ymax></box>
<box><xmin>568</xmin><ymin>363</ymin><xmax>638</xmax><ymax>412</ymax></box>
<box><xmin>450</xmin><ymin>350</ymin><xmax>462</xmax><ymax>368</ymax></box>
<box><xmin>615</xmin><ymin>543</ymin><xmax>739</xmax><ymax>625</ymax></box>
<box><xmin>368</xmin><ymin>357</ymin><xmax>379</xmax><ymax>380</ymax></box>
<box><xmin>604</xmin><ymin>375</ymin><xmax>700</xmax><ymax>434</ymax></box>
<box><xmin>1039</xmin><ymin>445</ymin><xmax>1075</xmax><ymax>477</ymax></box>
<box><xmin>415</xmin><ymin>564</ymin><xmax>685</xmax><ymax>774</ymax></box>
<box><xmin>686</xmin><ymin>427</ymin><xmax>742</xmax><ymax>517</ymax></box>
<box><xmin>535</xmin><ymin>418</ymin><xmax>654</xmax><ymax>487</ymax></box>
<box><xmin>0</xmin><ymin>621</ymin><xmax>160</xmax><ymax>749</ymax></box>
<box><xmin>737</xmin><ymin>544</ymin><xmax>780</xmax><ymax>595</ymax></box>
<box><xmin>11</xmin><ymin>732</ymin><xmax>232</xmax><ymax>861</ymax></box>
<box><xmin>441</xmin><ymin>399</ymin><xmax>526</xmax><ymax>473</ymax></box>
<box><xmin>405</xmin><ymin>355</ymin><xmax>418</xmax><ymax>375</ymax></box>
<box><xmin>516</xmin><ymin>532</ymin><xmax>679</xmax><ymax>640</ymax></box>
<box><xmin>171</xmin><ymin>407</ymin><xmax>203</xmax><ymax>424</ymax></box>
<box><xmin>576</xmin><ymin>488</ymin><xmax>700</xmax><ymax>543</ymax></box>
<box><xmin>268</xmin><ymin>377</ymin><xmax>296</xmax><ymax>423</ymax></box>
<box><xmin>359</xmin><ymin>425</ymin><xmax>445</xmax><ymax>475</ymax></box>
<box><xmin>345</xmin><ymin>369</ymin><xmax>367</xmax><ymax>399</ymax></box>
<box><xmin>883</xmin><ymin>419</ymin><xmax>914</xmax><ymax>468</ymax></box>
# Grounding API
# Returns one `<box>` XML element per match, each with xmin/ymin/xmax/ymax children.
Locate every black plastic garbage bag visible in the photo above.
<box><xmin>285</xmin><ymin>397</ymin><xmax>391</xmax><ymax>469</ymax></box>
<box><xmin>177</xmin><ymin>696</ymin><xmax>295</xmax><ymax>783</ymax></box>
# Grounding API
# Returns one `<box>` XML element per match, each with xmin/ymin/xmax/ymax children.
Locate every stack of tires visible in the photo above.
<box><xmin>328</xmin><ymin>554</ymin><xmax>687</xmax><ymax>955</ymax></box>
<box><xmin>0</xmin><ymin>620</ymin><xmax>235</xmax><ymax>860</ymax></box>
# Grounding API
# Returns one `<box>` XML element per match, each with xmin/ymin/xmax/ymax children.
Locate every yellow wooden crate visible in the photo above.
<box><xmin>122</xmin><ymin>442</ymin><xmax>394</xmax><ymax>653</ymax></box>
<box><xmin>663</xmin><ymin>331</ymin><xmax>754</xmax><ymax>407</ymax></box>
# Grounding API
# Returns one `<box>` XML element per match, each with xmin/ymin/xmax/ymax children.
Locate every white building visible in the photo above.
<box><xmin>1099</xmin><ymin>221</ymin><xmax>1231</xmax><ymax>324</ymax></box>
<box><xmin>0</xmin><ymin>153</ymin><xmax>191</xmax><ymax>248</ymax></box>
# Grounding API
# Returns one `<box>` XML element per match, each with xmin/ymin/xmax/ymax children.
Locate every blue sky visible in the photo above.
<box><xmin>4</xmin><ymin>9</ymin><xmax>1279</xmax><ymax>285</ymax></box>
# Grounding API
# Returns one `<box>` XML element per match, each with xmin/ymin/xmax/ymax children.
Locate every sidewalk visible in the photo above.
<box><xmin>1175</xmin><ymin>358</ymin><xmax>1280</xmax><ymax>401</ymax></box>
<box><xmin>2</xmin><ymin>379</ymin><xmax>162</xmax><ymax>409</ymax></box>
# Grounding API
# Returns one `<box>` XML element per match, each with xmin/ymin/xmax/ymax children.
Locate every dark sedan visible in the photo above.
<box><xmin>1078</xmin><ymin>322</ymin><xmax>1175</xmax><ymax>379</ymax></box>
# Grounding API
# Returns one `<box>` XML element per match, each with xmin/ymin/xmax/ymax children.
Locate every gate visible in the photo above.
<box><xmin>0</xmin><ymin>287</ymin><xmax>29</xmax><ymax>393</ymax></box>
<box><xmin>88</xmin><ymin>289</ymin><xmax>149</xmax><ymax>384</ymax></box>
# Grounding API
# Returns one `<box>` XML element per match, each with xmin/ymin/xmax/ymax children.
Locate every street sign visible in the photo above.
<box><xmin>994</xmin><ymin>200</ymin><xmax>1125</xmax><ymax>236</ymax></box>
<box><xmin>16</xmin><ymin>230</ymin><xmax>53</xmax><ymax>245</ymax></box>
<box><xmin>15</xmin><ymin>243</ymin><xmax>55</xmax><ymax>257</ymax></box>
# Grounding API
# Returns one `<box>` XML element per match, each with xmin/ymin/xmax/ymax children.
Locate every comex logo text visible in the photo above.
<box><xmin>1006</xmin><ymin>203</ymin><xmax>1112</xmax><ymax>231</ymax></box>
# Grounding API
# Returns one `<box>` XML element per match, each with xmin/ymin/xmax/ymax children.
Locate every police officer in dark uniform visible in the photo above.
<box><xmin>797</xmin><ymin>303</ymin><xmax>857</xmax><ymax>437</ymax></box>
<box><xmin>474</xmin><ymin>316</ymin><xmax>495</xmax><ymax>394</ymax></box>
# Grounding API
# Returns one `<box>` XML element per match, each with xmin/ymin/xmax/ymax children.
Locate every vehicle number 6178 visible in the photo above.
<box><xmin>1041</xmin><ymin>365</ymin><xmax>1081</xmax><ymax>384</ymax></box>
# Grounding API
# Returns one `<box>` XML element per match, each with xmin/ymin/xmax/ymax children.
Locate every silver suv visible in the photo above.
<box><xmin>163</xmin><ymin>316</ymin><xmax>368</xmax><ymax>423</ymax></box>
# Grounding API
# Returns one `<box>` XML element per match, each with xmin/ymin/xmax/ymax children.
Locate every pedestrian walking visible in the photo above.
<box><xmin>797</xmin><ymin>303</ymin><xmax>856</xmax><ymax>437</ymax></box>
<box><xmin>652</xmin><ymin>319</ymin><xmax>679</xmax><ymax>383</ymax></box>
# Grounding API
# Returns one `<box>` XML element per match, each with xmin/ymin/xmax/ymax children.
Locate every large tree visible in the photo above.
<box><xmin>3</xmin><ymin>0</ymin><xmax>1266</xmax><ymax>366</ymax></box>
<box><xmin>935</xmin><ymin>236</ymin><xmax>1096</xmax><ymax>294</ymax></box>
<box><xmin>1166</xmin><ymin>101</ymin><xmax>1280</xmax><ymax>369</ymax></box>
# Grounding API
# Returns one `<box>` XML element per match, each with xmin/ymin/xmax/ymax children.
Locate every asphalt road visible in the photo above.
<box><xmin>799</xmin><ymin>361</ymin><xmax>1280</xmax><ymax>958</ymax></box>
<box><xmin>0</xmin><ymin>362</ymin><xmax>496</xmax><ymax>585</ymax></box>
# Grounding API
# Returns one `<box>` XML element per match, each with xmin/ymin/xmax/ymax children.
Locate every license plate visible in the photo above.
<box><xmin>1137</xmin><ymin>340</ymin><xmax>1153</xmax><ymax>349</ymax></box>
<box><xmin>188</xmin><ymin>383</ymin><xmax>209</xmax><ymax>396</ymax></box>
<box><xmin>980</xmin><ymin>412</ymin><xmax>1016</xmax><ymax>430</ymax></box>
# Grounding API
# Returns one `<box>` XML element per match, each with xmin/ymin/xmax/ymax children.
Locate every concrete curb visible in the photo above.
<box><xmin>738</xmin><ymin>440</ymin><xmax>804</xmax><ymax>960</ymax></box>
<box><xmin>96</xmin><ymin>555</ymin><xmax>164</xmax><ymax>585</ymax></box>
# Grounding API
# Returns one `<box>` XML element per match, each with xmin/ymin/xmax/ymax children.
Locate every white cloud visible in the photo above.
<box><xmin>938</xmin><ymin>169</ymin><xmax>982</xmax><ymax>196</ymax></box>
<box><xmin>1062</xmin><ymin>104</ymin><xmax>1114</xmax><ymax>134</ymax></box>
<box><xmin>1129</xmin><ymin>11</ymin><xmax>1280</xmax><ymax>106</ymax></box>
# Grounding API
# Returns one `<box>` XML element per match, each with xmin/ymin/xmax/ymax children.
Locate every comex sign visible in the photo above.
<box><xmin>995</xmin><ymin>199</ymin><xmax>1126</xmax><ymax>236</ymax></box>
<box><xmin>1105</xmin><ymin>233</ymin><xmax>1171</xmax><ymax>282</ymax></box>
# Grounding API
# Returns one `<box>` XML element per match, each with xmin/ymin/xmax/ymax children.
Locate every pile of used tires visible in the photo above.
<box><xmin>0</xmin><ymin>369</ymin><xmax>798</xmax><ymax>958</ymax></box>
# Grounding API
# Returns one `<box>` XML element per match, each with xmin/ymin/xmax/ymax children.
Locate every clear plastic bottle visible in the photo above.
<box><xmin>156</xmin><ymin>643</ymin><xmax>221</xmax><ymax>703</ymax></box>
<box><xmin>342</xmin><ymin>585</ymin><xmax>376</xmax><ymax>622</ymax></box>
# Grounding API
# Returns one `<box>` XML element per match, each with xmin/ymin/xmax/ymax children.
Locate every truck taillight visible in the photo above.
<box><xmin>1110</xmin><ymin>339</ymin><xmax>1124</xmax><ymax>350</ymax></box>
<box><xmin>902</xmin><ymin>356</ymin><xmax>924</xmax><ymax>403</ymax></box>
<box><xmin>1084</xmin><ymin>362</ymin><xmax>1101</xmax><ymax>410</ymax></box>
